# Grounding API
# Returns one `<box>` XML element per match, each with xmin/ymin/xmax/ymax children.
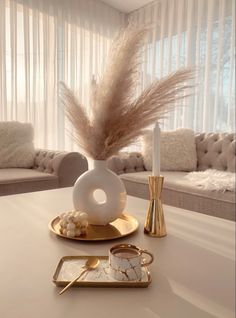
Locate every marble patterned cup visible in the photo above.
<box><xmin>109</xmin><ymin>244</ymin><xmax>154</xmax><ymax>281</ymax></box>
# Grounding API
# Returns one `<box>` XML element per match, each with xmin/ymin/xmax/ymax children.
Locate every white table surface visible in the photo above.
<box><xmin>0</xmin><ymin>187</ymin><xmax>235</xmax><ymax>318</ymax></box>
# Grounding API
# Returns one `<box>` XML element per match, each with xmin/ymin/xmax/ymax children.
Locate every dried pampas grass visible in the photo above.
<box><xmin>60</xmin><ymin>26</ymin><xmax>194</xmax><ymax>160</ymax></box>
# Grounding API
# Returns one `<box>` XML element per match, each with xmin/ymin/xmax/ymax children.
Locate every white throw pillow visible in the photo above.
<box><xmin>141</xmin><ymin>128</ymin><xmax>197</xmax><ymax>171</ymax></box>
<box><xmin>0</xmin><ymin>121</ymin><xmax>35</xmax><ymax>168</ymax></box>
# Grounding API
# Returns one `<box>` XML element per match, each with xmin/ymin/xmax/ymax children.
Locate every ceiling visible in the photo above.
<box><xmin>101</xmin><ymin>0</ymin><xmax>154</xmax><ymax>13</ymax></box>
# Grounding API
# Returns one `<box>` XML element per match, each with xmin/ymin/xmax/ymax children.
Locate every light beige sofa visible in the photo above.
<box><xmin>0</xmin><ymin>149</ymin><xmax>88</xmax><ymax>196</ymax></box>
<box><xmin>107</xmin><ymin>133</ymin><xmax>235</xmax><ymax>221</ymax></box>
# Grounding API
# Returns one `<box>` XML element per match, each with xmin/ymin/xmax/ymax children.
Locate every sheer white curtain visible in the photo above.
<box><xmin>0</xmin><ymin>0</ymin><xmax>125</xmax><ymax>150</ymax></box>
<box><xmin>1</xmin><ymin>0</ymin><xmax>234</xmax><ymax>152</ymax></box>
<box><xmin>129</xmin><ymin>0</ymin><xmax>235</xmax><ymax>132</ymax></box>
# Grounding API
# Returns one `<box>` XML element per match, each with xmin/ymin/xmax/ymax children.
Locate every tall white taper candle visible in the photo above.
<box><xmin>152</xmin><ymin>122</ymin><xmax>161</xmax><ymax>176</ymax></box>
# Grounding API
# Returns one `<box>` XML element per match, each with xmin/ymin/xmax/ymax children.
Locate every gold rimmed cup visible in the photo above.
<box><xmin>109</xmin><ymin>244</ymin><xmax>154</xmax><ymax>281</ymax></box>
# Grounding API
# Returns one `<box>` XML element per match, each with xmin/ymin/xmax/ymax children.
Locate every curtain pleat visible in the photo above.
<box><xmin>194</xmin><ymin>0</ymin><xmax>204</xmax><ymax>132</ymax></box>
<box><xmin>202</xmin><ymin>0</ymin><xmax>214</xmax><ymax>131</ymax></box>
<box><xmin>213</xmin><ymin>0</ymin><xmax>225</xmax><ymax>129</ymax></box>
<box><xmin>151</xmin><ymin>4</ymin><xmax>158</xmax><ymax>82</ymax></box>
<box><xmin>23</xmin><ymin>2</ymin><xmax>30</xmax><ymax>121</ymax></box>
<box><xmin>0</xmin><ymin>3</ymin><xmax>2</xmax><ymax>118</ymax></box>
<box><xmin>166</xmin><ymin>0</ymin><xmax>175</xmax><ymax>129</ymax></box>
<box><xmin>10</xmin><ymin>0</ymin><xmax>17</xmax><ymax>120</ymax></box>
<box><xmin>159</xmin><ymin>1</ymin><xmax>167</xmax><ymax>79</ymax></box>
<box><xmin>227</xmin><ymin>0</ymin><xmax>235</xmax><ymax>129</ymax></box>
<box><xmin>183</xmin><ymin>0</ymin><xmax>194</xmax><ymax>128</ymax></box>
<box><xmin>0</xmin><ymin>1</ymin><xmax>7</xmax><ymax>119</ymax></box>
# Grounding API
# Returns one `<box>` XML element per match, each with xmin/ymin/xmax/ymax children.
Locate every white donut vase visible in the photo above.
<box><xmin>73</xmin><ymin>160</ymin><xmax>127</xmax><ymax>225</ymax></box>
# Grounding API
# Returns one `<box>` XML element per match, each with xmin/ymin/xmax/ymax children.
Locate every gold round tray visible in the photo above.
<box><xmin>49</xmin><ymin>213</ymin><xmax>139</xmax><ymax>241</ymax></box>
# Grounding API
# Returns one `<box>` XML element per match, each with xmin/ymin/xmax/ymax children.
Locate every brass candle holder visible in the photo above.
<box><xmin>144</xmin><ymin>175</ymin><xmax>167</xmax><ymax>237</ymax></box>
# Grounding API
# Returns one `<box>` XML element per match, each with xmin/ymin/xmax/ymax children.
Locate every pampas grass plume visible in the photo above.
<box><xmin>60</xmin><ymin>26</ymin><xmax>194</xmax><ymax>160</ymax></box>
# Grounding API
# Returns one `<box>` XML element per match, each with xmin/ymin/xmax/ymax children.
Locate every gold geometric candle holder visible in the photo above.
<box><xmin>144</xmin><ymin>175</ymin><xmax>167</xmax><ymax>237</ymax></box>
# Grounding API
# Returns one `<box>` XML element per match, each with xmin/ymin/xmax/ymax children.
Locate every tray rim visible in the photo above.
<box><xmin>49</xmin><ymin>213</ymin><xmax>139</xmax><ymax>242</ymax></box>
<box><xmin>53</xmin><ymin>255</ymin><xmax>151</xmax><ymax>288</ymax></box>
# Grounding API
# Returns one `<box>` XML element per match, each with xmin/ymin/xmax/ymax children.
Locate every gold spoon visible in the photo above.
<box><xmin>59</xmin><ymin>257</ymin><xmax>100</xmax><ymax>295</ymax></box>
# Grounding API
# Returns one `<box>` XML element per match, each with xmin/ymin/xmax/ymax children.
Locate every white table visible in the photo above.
<box><xmin>0</xmin><ymin>188</ymin><xmax>235</xmax><ymax>318</ymax></box>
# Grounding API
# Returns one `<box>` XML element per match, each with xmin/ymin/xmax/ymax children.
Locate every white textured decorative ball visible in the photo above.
<box><xmin>59</xmin><ymin>211</ymin><xmax>89</xmax><ymax>238</ymax></box>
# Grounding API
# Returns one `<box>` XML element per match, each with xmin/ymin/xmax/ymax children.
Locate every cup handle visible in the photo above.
<box><xmin>140</xmin><ymin>250</ymin><xmax>154</xmax><ymax>267</ymax></box>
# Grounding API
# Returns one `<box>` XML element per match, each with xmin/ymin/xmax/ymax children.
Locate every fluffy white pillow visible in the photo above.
<box><xmin>0</xmin><ymin>121</ymin><xmax>35</xmax><ymax>168</ymax></box>
<box><xmin>141</xmin><ymin>128</ymin><xmax>197</xmax><ymax>171</ymax></box>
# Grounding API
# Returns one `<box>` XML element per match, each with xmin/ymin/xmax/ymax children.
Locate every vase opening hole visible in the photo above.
<box><xmin>93</xmin><ymin>189</ymin><xmax>107</xmax><ymax>205</ymax></box>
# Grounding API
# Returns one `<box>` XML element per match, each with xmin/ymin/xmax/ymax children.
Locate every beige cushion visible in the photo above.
<box><xmin>0</xmin><ymin>168</ymin><xmax>58</xmax><ymax>196</ymax></box>
<box><xmin>120</xmin><ymin>171</ymin><xmax>235</xmax><ymax>221</ymax></box>
<box><xmin>0</xmin><ymin>121</ymin><xmax>35</xmax><ymax>168</ymax></box>
<box><xmin>141</xmin><ymin>128</ymin><xmax>197</xmax><ymax>171</ymax></box>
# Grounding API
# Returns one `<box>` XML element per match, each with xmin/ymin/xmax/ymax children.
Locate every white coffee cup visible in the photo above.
<box><xmin>109</xmin><ymin>244</ymin><xmax>154</xmax><ymax>281</ymax></box>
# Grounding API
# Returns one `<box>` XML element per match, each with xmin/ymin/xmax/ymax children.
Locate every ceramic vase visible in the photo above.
<box><xmin>73</xmin><ymin>160</ymin><xmax>127</xmax><ymax>225</ymax></box>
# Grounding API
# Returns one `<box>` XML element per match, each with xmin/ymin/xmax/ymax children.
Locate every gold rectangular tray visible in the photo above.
<box><xmin>53</xmin><ymin>255</ymin><xmax>151</xmax><ymax>288</ymax></box>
